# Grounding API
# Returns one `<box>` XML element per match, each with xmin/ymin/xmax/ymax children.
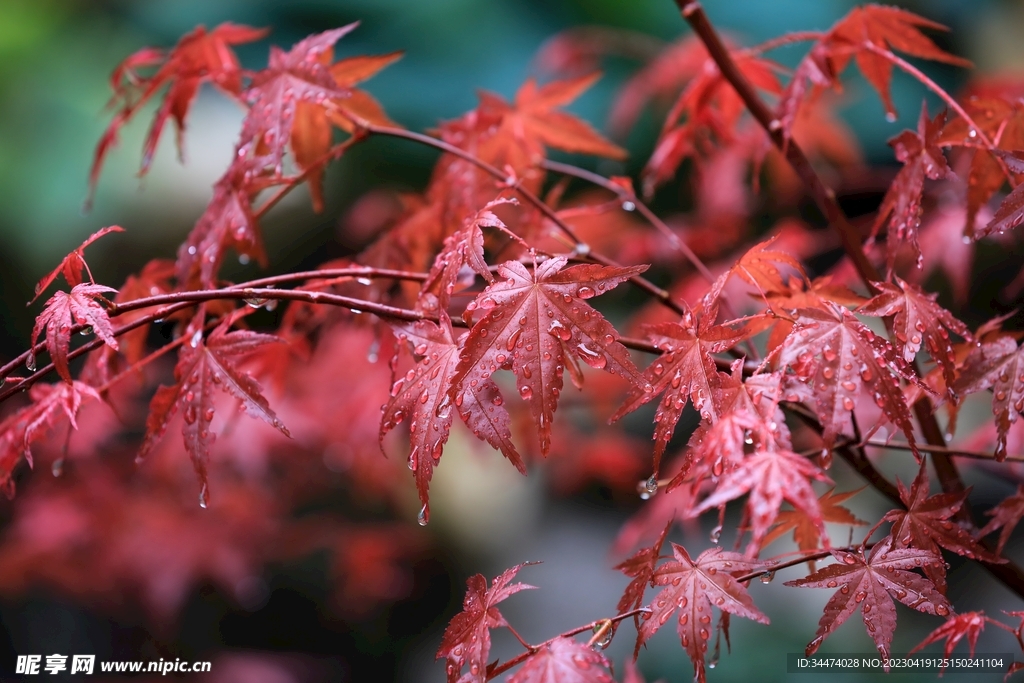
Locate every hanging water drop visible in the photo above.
<box><xmin>709</xmin><ymin>524</ymin><xmax>722</xmax><ymax>544</ymax></box>
<box><xmin>199</xmin><ymin>485</ymin><xmax>209</xmax><ymax>509</ymax></box>
<box><xmin>51</xmin><ymin>458</ymin><xmax>64</xmax><ymax>477</ymax></box>
<box><xmin>645</xmin><ymin>474</ymin><xmax>659</xmax><ymax>496</ymax></box>
<box><xmin>621</xmin><ymin>200</ymin><xmax>636</xmax><ymax>211</ymax></box>
<box><xmin>26</xmin><ymin>354</ymin><xmax>36</xmax><ymax>372</ymax></box>
<box><xmin>759</xmin><ymin>570</ymin><xmax>775</xmax><ymax>584</ymax></box>
<box><xmin>885</xmin><ymin>111</ymin><xmax>897</xmax><ymax>123</ymax></box>
<box><xmin>417</xmin><ymin>504</ymin><xmax>429</xmax><ymax>526</ymax></box>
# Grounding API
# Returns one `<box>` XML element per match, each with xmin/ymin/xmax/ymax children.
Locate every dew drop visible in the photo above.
<box><xmin>51</xmin><ymin>458</ymin><xmax>64</xmax><ymax>477</ymax></box>
<box><xmin>759</xmin><ymin>570</ymin><xmax>775</xmax><ymax>584</ymax></box>
<box><xmin>709</xmin><ymin>524</ymin><xmax>722</xmax><ymax>544</ymax></box>
<box><xmin>577</xmin><ymin>343</ymin><xmax>606</xmax><ymax>369</ymax></box>
<box><xmin>26</xmin><ymin>354</ymin><xmax>36</xmax><ymax>372</ymax></box>
<box><xmin>199</xmin><ymin>484</ymin><xmax>209</xmax><ymax>509</ymax></box>
<box><xmin>885</xmin><ymin>111</ymin><xmax>897</xmax><ymax>122</ymax></box>
<box><xmin>519</xmin><ymin>385</ymin><xmax>533</xmax><ymax>400</ymax></box>
<box><xmin>577</xmin><ymin>286</ymin><xmax>596</xmax><ymax>299</ymax></box>
<box><xmin>417</xmin><ymin>504</ymin><xmax>429</xmax><ymax>526</ymax></box>
<box><xmin>936</xmin><ymin>604</ymin><xmax>949</xmax><ymax>616</ymax></box>
<box><xmin>621</xmin><ymin>200</ymin><xmax>636</xmax><ymax>212</ymax></box>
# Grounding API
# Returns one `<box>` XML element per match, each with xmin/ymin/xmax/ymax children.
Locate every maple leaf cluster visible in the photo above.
<box><xmin>7</xmin><ymin>2</ymin><xmax>1024</xmax><ymax>681</ymax></box>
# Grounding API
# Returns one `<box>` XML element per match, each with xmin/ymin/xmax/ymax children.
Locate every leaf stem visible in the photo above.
<box><xmin>484</xmin><ymin>607</ymin><xmax>650</xmax><ymax>680</ymax></box>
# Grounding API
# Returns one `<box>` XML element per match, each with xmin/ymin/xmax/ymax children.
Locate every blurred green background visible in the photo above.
<box><xmin>1</xmin><ymin>0</ymin><xmax>1023</xmax><ymax>681</ymax></box>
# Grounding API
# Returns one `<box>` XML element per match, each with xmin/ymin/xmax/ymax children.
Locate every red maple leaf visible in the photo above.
<box><xmin>692</xmin><ymin>447</ymin><xmax>832</xmax><ymax>556</ymax></box>
<box><xmin>138</xmin><ymin>319</ymin><xmax>291</xmax><ymax>501</ymax></box>
<box><xmin>479</xmin><ymin>73</ymin><xmax>627</xmax><ymax>168</ymax></box>
<box><xmin>452</xmin><ymin>256</ymin><xmax>649</xmax><ymax>455</ymax></box>
<box><xmin>953</xmin><ymin>336</ymin><xmax>1024</xmax><ymax>461</ymax></box>
<box><xmin>939</xmin><ymin>97</ymin><xmax>1024</xmax><ymax>236</ymax></box>
<box><xmin>643</xmin><ymin>52</ymin><xmax>781</xmax><ymax>194</ymax></box>
<box><xmin>979</xmin><ymin>485</ymin><xmax>1024</xmax><ymax>555</ymax></box>
<box><xmin>417</xmin><ymin>200</ymin><xmax>508</xmax><ymax>314</ymax></box>
<box><xmin>859</xmin><ymin>277</ymin><xmax>970</xmax><ymax>401</ymax></box>
<box><xmin>381</xmin><ymin>316</ymin><xmax>525</xmax><ymax>522</ymax></box>
<box><xmin>240</xmin><ymin>25</ymin><xmax>357</xmax><ymax>172</ymax></box>
<box><xmin>176</xmin><ymin>157</ymin><xmax>277</xmax><ymax>287</ymax></box>
<box><xmin>883</xmin><ymin>461</ymin><xmax>1004</xmax><ymax>593</ymax></box>
<box><xmin>0</xmin><ymin>382</ymin><xmax>103</xmax><ymax>497</ymax></box>
<box><xmin>31</xmin><ymin>284</ymin><xmax>119</xmax><ymax>384</ymax></box>
<box><xmin>437</xmin><ymin>563</ymin><xmax>536</xmax><ymax>683</ymax></box>
<box><xmin>615</xmin><ymin>522</ymin><xmax>671</xmax><ymax>625</ymax></box>
<box><xmin>872</xmin><ymin>105</ymin><xmax>953</xmax><ymax>274</ymax></box>
<box><xmin>31</xmin><ymin>226</ymin><xmax>124</xmax><ymax>304</ymax></box>
<box><xmin>981</xmin><ymin>151</ymin><xmax>1024</xmax><ymax>239</ymax></box>
<box><xmin>292</xmin><ymin>50</ymin><xmax>403</xmax><ymax>211</ymax></box>
<box><xmin>909</xmin><ymin>611</ymin><xmax>1013</xmax><ymax>670</ymax></box>
<box><xmin>89</xmin><ymin>24</ymin><xmax>268</xmax><ymax>198</ymax></box>
<box><xmin>763</xmin><ymin>488</ymin><xmax>868</xmax><ymax>567</ymax></box>
<box><xmin>611</xmin><ymin>307</ymin><xmax>750</xmax><ymax>473</ymax></box>
<box><xmin>784</xmin><ymin>541</ymin><xmax>951</xmax><ymax>662</ymax></box>
<box><xmin>775</xmin><ymin>302</ymin><xmax>918</xmax><ymax>455</ymax></box>
<box><xmin>790</xmin><ymin>6</ymin><xmax>970</xmax><ymax>121</ymax></box>
<box><xmin>83</xmin><ymin>259</ymin><xmax>176</xmax><ymax>385</ymax></box>
<box><xmin>507</xmin><ymin>637</ymin><xmax>614</xmax><ymax>683</ymax></box>
<box><xmin>637</xmin><ymin>543</ymin><xmax>768</xmax><ymax>683</ymax></box>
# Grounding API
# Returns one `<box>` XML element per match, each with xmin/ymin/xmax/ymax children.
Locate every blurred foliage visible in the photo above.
<box><xmin>0</xmin><ymin>1</ymin><xmax>1015</xmax><ymax>682</ymax></box>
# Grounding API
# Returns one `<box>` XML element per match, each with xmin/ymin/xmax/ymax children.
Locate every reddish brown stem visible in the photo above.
<box><xmin>675</xmin><ymin>1</ymin><xmax>880</xmax><ymax>291</ymax></box>
<box><xmin>674</xmin><ymin>0</ymin><xmax>982</xmax><ymax>556</ymax></box>
<box><xmin>484</xmin><ymin>607</ymin><xmax>649</xmax><ymax>680</ymax></box>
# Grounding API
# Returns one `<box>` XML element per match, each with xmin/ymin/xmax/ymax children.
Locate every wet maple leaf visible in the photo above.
<box><xmin>508</xmin><ymin>637</ymin><xmax>614</xmax><ymax>683</ymax></box>
<box><xmin>909</xmin><ymin>611</ymin><xmax>1012</xmax><ymax>669</ymax></box>
<box><xmin>979</xmin><ymin>485</ymin><xmax>1024</xmax><ymax>555</ymax></box>
<box><xmin>764</xmin><ymin>488</ymin><xmax>867</xmax><ymax>567</ymax></box>
<box><xmin>479</xmin><ymin>73</ymin><xmax>627</xmax><ymax>167</ymax></box>
<box><xmin>953</xmin><ymin>336</ymin><xmax>1024</xmax><ymax>461</ymax></box>
<box><xmin>611</xmin><ymin>308</ymin><xmax>755</xmax><ymax>473</ymax></box>
<box><xmin>784</xmin><ymin>541</ymin><xmax>951</xmax><ymax>663</ymax></box>
<box><xmin>615</xmin><ymin>522</ymin><xmax>671</xmax><ymax>626</ymax></box>
<box><xmin>637</xmin><ymin>543</ymin><xmax>768</xmax><ymax>683</ymax></box>
<box><xmin>31</xmin><ymin>226</ymin><xmax>124</xmax><ymax>305</ymax></box>
<box><xmin>794</xmin><ymin>6</ymin><xmax>970</xmax><ymax>121</ymax></box>
<box><xmin>873</xmin><ymin>105</ymin><xmax>953</xmax><ymax>274</ymax></box>
<box><xmin>89</xmin><ymin>24</ymin><xmax>268</xmax><ymax>199</ymax></box>
<box><xmin>31</xmin><ymin>284</ymin><xmax>119</xmax><ymax>384</ymax></box>
<box><xmin>417</xmin><ymin>200</ymin><xmax>507</xmax><ymax>314</ymax></box>
<box><xmin>84</xmin><ymin>259</ymin><xmax>176</xmax><ymax>385</ymax></box>
<box><xmin>981</xmin><ymin>151</ymin><xmax>1024</xmax><ymax>239</ymax></box>
<box><xmin>240</xmin><ymin>25</ymin><xmax>357</xmax><ymax>172</ymax></box>
<box><xmin>643</xmin><ymin>53</ymin><xmax>781</xmax><ymax>194</ymax></box>
<box><xmin>138</xmin><ymin>320</ymin><xmax>291</xmax><ymax>501</ymax></box>
<box><xmin>859</xmin><ymin>277</ymin><xmax>970</xmax><ymax>401</ymax></box>
<box><xmin>292</xmin><ymin>50</ymin><xmax>403</xmax><ymax>211</ymax></box>
<box><xmin>775</xmin><ymin>302</ymin><xmax>918</xmax><ymax>455</ymax></box>
<box><xmin>0</xmin><ymin>381</ymin><xmax>103</xmax><ymax>497</ymax></box>
<box><xmin>176</xmin><ymin>157</ymin><xmax>276</xmax><ymax>287</ymax></box>
<box><xmin>452</xmin><ymin>256</ymin><xmax>649</xmax><ymax>455</ymax></box>
<box><xmin>437</xmin><ymin>563</ymin><xmax>536</xmax><ymax>683</ymax></box>
<box><xmin>692</xmin><ymin>448</ymin><xmax>832</xmax><ymax>556</ymax></box>
<box><xmin>939</xmin><ymin>98</ymin><xmax>1024</xmax><ymax>237</ymax></box>
<box><xmin>883</xmin><ymin>461</ymin><xmax>1004</xmax><ymax>593</ymax></box>
<box><xmin>381</xmin><ymin>316</ymin><xmax>524</xmax><ymax>522</ymax></box>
